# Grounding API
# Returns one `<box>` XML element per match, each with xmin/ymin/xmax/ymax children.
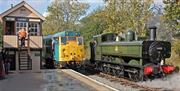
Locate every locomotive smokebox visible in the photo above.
<box><xmin>149</xmin><ymin>26</ymin><xmax>157</xmax><ymax>41</ymax></box>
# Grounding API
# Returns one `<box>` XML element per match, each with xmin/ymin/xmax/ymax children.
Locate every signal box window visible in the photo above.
<box><xmin>16</xmin><ymin>22</ymin><xmax>27</xmax><ymax>35</ymax></box>
<box><xmin>29</xmin><ymin>23</ymin><xmax>40</xmax><ymax>36</ymax></box>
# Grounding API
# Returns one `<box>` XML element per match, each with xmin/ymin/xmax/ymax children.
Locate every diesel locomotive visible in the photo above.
<box><xmin>90</xmin><ymin>26</ymin><xmax>179</xmax><ymax>81</ymax></box>
<box><xmin>43</xmin><ymin>30</ymin><xmax>86</xmax><ymax>68</ymax></box>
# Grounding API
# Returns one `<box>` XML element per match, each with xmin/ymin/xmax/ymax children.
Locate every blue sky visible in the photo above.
<box><xmin>0</xmin><ymin>0</ymin><xmax>162</xmax><ymax>16</ymax></box>
<box><xmin>0</xmin><ymin>0</ymin><xmax>51</xmax><ymax>14</ymax></box>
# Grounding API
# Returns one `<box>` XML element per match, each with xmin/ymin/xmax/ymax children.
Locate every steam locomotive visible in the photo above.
<box><xmin>90</xmin><ymin>26</ymin><xmax>179</xmax><ymax>81</ymax></box>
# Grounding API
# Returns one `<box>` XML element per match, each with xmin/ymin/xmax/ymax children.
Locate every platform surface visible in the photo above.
<box><xmin>0</xmin><ymin>70</ymin><xmax>94</xmax><ymax>91</ymax></box>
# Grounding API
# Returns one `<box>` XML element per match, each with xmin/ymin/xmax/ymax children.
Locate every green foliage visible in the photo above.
<box><xmin>172</xmin><ymin>39</ymin><xmax>180</xmax><ymax>57</ymax></box>
<box><xmin>80</xmin><ymin>9</ymin><xmax>106</xmax><ymax>45</ymax></box>
<box><xmin>80</xmin><ymin>0</ymin><xmax>153</xmax><ymax>45</ymax></box>
<box><xmin>163</xmin><ymin>0</ymin><xmax>180</xmax><ymax>32</ymax></box>
<box><xmin>99</xmin><ymin>0</ymin><xmax>153</xmax><ymax>36</ymax></box>
<box><xmin>42</xmin><ymin>0</ymin><xmax>89</xmax><ymax>35</ymax></box>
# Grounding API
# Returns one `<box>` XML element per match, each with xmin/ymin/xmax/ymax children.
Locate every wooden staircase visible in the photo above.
<box><xmin>18</xmin><ymin>36</ymin><xmax>32</xmax><ymax>70</ymax></box>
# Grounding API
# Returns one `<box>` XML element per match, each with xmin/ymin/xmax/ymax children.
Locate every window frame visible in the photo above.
<box><xmin>77</xmin><ymin>37</ymin><xmax>83</xmax><ymax>45</ymax></box>
<box><xmin>28</xmin><ymin>22</ymin><xmax>40</xmax><ymax>36</ymax></box>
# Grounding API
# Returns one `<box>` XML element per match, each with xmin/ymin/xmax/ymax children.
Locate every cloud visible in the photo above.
<box><xmin>154</xmin><ymin>0</ymin><xmax>163</xmax><ymax>3</ymax></box>
<box><xmin>43</xmin><ymin>12</ymin><xmax>49</xmax><ymax>17</ymax></box>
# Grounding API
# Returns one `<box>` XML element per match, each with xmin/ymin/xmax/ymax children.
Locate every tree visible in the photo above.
<box><xmin>96</xmin><ymin>0</ymin><xmax>153</xmax><ymax>36</ymax></box>
<box><xmin>42</xmin><ymin>0</ymin><xmax>89</xmax><ymax>35</ymax></box>
<box><xmin>163</xmin><ymin>0</ymin><xmax>180</xmax><ymax>36</ymax></box>
<box><xmin>80</xmin><ymin>9</ymin><xmax>106</xmax><ymax>44</ymax></box>
<box><xmin>80</xmin><ymin>0</ymin><xmax>153</xmax><ymax>45</ymax></box>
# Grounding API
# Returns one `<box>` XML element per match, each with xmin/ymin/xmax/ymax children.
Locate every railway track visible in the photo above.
<box><xmin>60</xmin><ymin>69</ymin><xmax>118</xmax><ymax>91</ymax></box>
<box><xmin>72</xmin><ymin>66</ymin><xmax>163</xmax><ymax>91</ymax></box>
<box><xmin>98</xmin><ymin>72</ymin><xmax>162</xmax><ymax>91</ymax></box>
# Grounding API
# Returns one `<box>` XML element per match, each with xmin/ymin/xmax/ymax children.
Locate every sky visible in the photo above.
<box><xmin>0</xmin><ymin>0</ymin><xmax>163</xmax><ymax>17</ymax></box>
<box><xmin>0</xmin><ymin>0</ymin><xmax>104</xmax><ymax>16</ymax></box>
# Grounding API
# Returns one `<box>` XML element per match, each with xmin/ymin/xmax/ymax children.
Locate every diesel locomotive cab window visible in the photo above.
<box><xmin>61</xmin><ymin>37</ymin><xmax>67</xmax><ymax>45</ymax></box>
<box><xmin>68</xmin><ymin>37</ymin><xmax>76</xmax><ymax>41</ymax></box>
<box><xmin>78</xmin><ymin>37</ymin><xmax>83</xmax><ymax>45</ymax></box>
<box><xmin>53</xmin><ymin>38</ymin><xmax>59</xmax><ymax>44</ymax></box>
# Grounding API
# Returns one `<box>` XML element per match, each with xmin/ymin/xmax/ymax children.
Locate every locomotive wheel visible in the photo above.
<box><xmin>107</xmin><ymin>64</ymin><xmax>111</xmax><ymax>74</ymax></box>
<box><xmin>114</xmin><ymin>65</ymin><xmax>124</xmax><ymax>77</ymax></box>
<box><xmin>128</xmin><ymin>68</ymin><xmax>143</xmax><ymax>81</ymax></box>
<box><xmin>112</xmin><ymin>68</ymin><xmax>117</xmax><ymax>76</ymax></box>
<box><xmin>128</xmin><ymin>72</ymin><xmax>139</xmax><ymax>81</ymax></box>
<box><xmin>98</xmin><ymin>64</ymin><xmax>103</xmax><ymax>71</ymax></box>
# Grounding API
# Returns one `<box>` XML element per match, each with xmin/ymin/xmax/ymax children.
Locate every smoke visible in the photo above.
<box><xmin>138</xmin><ymin>74</ymin><xmax>180</xmax><ymax>90</ymax></box>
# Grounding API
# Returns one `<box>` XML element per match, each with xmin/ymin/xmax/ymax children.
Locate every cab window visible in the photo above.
<box><xmin>61</xmin><ymin>37</ymin><xmax>67</xmax><ymax>45</ymax></box>
<box><xmin>52</xmin><ymin>37</ymin><xmax>58</xmax><ymax>44</ymax></box>
<box><xmin>68</xmin><ymin>37</ymin><xmax>76</xmax><ymax>41</ymax></box>
<box><xmin>77</xmin><ymin>37</ymin><xmax>83</xmax><ymax>45</ymax></box>
<box><xmin>101</xmin><ymin>33</ymin><xmax>117</xmax><ymax>42</ymax></box>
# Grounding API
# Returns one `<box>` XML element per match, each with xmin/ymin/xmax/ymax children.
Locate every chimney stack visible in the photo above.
<box><xmin>149</xmin><ymin>26</ymin><xmax>157</xmax><ymax>41</ymax></box>
<box><xmin>11</xmin><ymin>4</ymin><xmax>13</xmax><ymax>8</ymax></box>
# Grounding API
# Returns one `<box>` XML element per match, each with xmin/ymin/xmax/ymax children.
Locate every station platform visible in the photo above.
<box><xmin>0</xmin><ymin>69</ymin><xmax>94</xmax><ymax>91</ymax></box>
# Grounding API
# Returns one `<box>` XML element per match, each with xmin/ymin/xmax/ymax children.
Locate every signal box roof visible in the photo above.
<box><xmin>0</xmin><ymin>1</ymin><xmax>45</xmax><ymax>21</ymax></box>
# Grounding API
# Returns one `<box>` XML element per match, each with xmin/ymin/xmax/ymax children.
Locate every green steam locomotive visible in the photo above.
<box><xmin>90</xmin><ymin>26</ymin><xmax>179</xmax><ymax>81</ymax></box>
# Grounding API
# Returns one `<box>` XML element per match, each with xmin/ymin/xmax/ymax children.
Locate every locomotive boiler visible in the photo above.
<box><xmin>90</xmin><ymin>26</ymin><xmax>179</xmax><ymax>81</ymax></box>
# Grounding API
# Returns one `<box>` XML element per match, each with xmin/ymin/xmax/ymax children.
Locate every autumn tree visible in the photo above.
<box><xmin>80</xmin><ymin>0</ymin><xmax>153</xmax><ymax>43</ymax></box>
<box><xmin>163</xmin><ymin>0</ymin><xmax>180</xmax><ymax>57</ymax></box>
<box><xmin>163</xmin><ymin>0</ymin><xmax>180</xmax><ymax>36</ymax></box>
<box><xmin>95</xmin><ymin>0</ymin><xmax>153</xmax><ymax>36</ymax></box>
<box><xmin>80</xmin><ymin>9</ymin><xmax>106</xmax><ymax>44</ymax></box>
<box><xmin>42</xmin><ymin>0</ymin><xmax>89</xmax><ymax>35</ymax></box>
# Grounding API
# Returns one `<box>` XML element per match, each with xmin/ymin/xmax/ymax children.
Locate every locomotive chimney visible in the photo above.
<box><xmin>149</xmin><ymin>26</ymin><xmax>157</xmax><ymax>41</ymax></box>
